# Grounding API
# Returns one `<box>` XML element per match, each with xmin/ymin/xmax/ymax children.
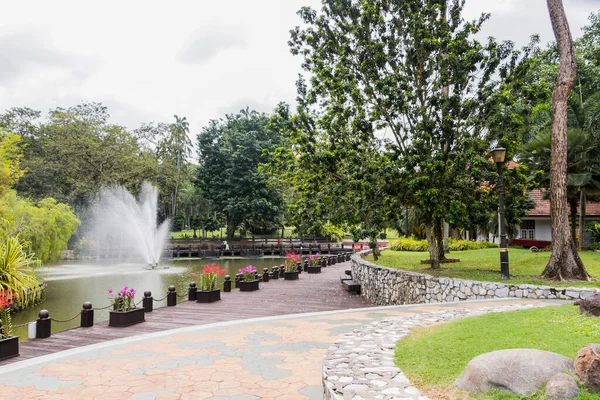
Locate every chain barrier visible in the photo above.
<box><xmin>92</xmin><ymin>304</ymin><xmax>113</xmax><ymax>311</ymax></box>
<box><xmin>12</xmin><ymin>322</ymin><xmax>31</xmax><ymax>329</ymax></box>
<box><xmin>51</xmin><ymin>311</ymin><xmax>82</xmax><ymax>324</ymax></box>
<box><xmin>135</xmin><ymin>299</ymin><xmax>144</xmax><ymax>307</ymax></box>
<box><xmin>153</xmin><ymin>295</ymin><xmax>168</xmax><ymax>302</ymax></box>
<box><xmin>176</xmin><ymin>292</ymin><xmax>188</xmax><ymax>299</ymax></box>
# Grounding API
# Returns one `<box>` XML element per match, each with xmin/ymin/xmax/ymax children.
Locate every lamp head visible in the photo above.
<box><xmin>491</xmin><ymin>147</ymin><xmax>507</xmax><ymax>164</ymax></box>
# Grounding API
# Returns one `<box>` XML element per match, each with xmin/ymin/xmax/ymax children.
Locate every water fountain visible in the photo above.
<box><xmin>88</xmin><ymin>182</ymin><xmax>171</xmax><ymax>268</ymax></box>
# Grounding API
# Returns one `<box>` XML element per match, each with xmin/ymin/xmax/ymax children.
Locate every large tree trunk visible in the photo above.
<box><xmin>434</xmin><ymin>218</ymin><xmax>446</xmax><ymax>261</ymax></box>
<box><xmin>542</xmin><ymin>0</ymin><xmax>591</xmax><ymax>281</ymax></box>
<box><xmin>570</xmin><ymin>197</ymin><xmax>578</xmax><ymax>242</ymax></box>
<box><xmin>579</xmin><ymin>189</ymin><xmax>586</xmax><ymax>250</ymax></box>
<box><xmin>426</xmin><ymin>223</ymin><xmax>440</xmax><ymax>269</ymax></box>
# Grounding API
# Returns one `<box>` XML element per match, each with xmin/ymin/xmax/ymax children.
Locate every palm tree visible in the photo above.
<box><xmin>169</xmin><ymin>115</ymin><xmax>192</xmax><ymax>217</ymax></box>
<box><xmin>519</xmin><ymin>129</ymin><xmax>600</xmax><ymax>247</ymax></box>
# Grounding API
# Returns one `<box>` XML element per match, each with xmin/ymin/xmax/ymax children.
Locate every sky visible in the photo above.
<box><xmin>0</xmin><ymin>0</ymin><xmax>598</xmax><ymax>136</ymax></box>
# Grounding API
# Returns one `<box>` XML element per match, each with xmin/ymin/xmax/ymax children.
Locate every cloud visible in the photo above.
<box><xmin>178</xmin><ymin>25</ymin><xmax>247</xmax><ymax>64</ymax></box>
<box><xmin>0</xmin><ymin>27</ymin><xmax>96</xmax><ymax>85</ymax></box>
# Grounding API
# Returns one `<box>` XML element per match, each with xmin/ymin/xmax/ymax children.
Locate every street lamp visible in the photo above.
<box><xmin>491</xmin><ymin>147</ymin><xmax>510</xmax><ymax>280</ymax></box>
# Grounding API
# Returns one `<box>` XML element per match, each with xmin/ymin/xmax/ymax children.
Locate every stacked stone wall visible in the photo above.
<box><xmin>351</xmin><ymin>254</ymin><xmax>598</xmax><ymax>305</ymax></box>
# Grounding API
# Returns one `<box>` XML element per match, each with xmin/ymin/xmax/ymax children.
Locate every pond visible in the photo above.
<box><xmin>11</xmin><ymin>257</ymin><xmax>285</xmax><ymax>340</ymax></box>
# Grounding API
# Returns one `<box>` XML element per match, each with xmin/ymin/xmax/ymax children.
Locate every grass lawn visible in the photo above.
<box><xmin>365</xmin><ymin>248</ymin><xmax>600</xmax><ymax>288</ymax></box>
<box><xmin>395</xmin><ymin>304</ymin><xmax>600</xmax><ymax>399</ymax></box>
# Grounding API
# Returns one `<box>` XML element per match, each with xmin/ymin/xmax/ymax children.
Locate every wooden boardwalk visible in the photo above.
<box><xmin>1</xmin><ymin>259</ymin><xmax>371</xmax><ymax>366</ymax></box>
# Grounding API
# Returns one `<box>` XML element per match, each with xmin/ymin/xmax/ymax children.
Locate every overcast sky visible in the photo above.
<box><xmin>0</xmin><ymin>0</ymin><xmax>597</xmax><ymax>136</ymax></box>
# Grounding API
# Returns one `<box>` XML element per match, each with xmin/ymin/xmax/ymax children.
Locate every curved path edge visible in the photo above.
<box><xmin>323</xmin><ymin>301</ymin><xmax>562</xmax><ymax>400</ymax></box>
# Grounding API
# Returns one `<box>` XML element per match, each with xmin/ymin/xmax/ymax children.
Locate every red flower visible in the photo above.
<box><xmin>0</xmin><ymin>289</ymin><xmax>14</xmax><ymax>309</ymax></box>
<box><xmin>191</xmin><ymin>273</ymin><xmax>199</xmax><ymax>278</ymax></box>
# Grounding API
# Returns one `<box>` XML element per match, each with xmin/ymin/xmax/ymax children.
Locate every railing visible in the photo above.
<box><xmin>2</xmin><ymin>253</ymin><xmax>353</xmax><ymax>344</ymax></box>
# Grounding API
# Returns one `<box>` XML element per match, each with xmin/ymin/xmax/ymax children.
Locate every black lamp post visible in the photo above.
<box><xmin>492</xmin><ymin>147</ymin><xmax>510</xmax><ymax>280</ymax></box>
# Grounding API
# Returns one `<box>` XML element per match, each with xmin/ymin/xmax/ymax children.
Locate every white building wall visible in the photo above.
<box><xmin>517</xmin><ymin>218</ymin><xmax>552</xmax><ymax>241</ymax></box>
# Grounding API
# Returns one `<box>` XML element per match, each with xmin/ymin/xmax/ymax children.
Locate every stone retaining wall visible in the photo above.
<box><xmin>351</xmin><ymin>253</ymin><xmax>598</xmax><ymax>305</ymax></box>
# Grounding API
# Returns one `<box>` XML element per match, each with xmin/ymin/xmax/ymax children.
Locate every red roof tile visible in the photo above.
<box><xmin>528</xmin><ymin>188</ymin><xmax>600</xmax><ymax>216</ymax></box>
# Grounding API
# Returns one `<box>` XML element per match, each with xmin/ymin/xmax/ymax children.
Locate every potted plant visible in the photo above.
<box><xmin>108</xmin><ymin>286</ymin><xmax>145</xmax><ymax>327</ymax></box>
<box><xmin>284</xmin><ymin>252</ymin><xmax>300</xmax><ymax>280</ymax></box>
<box><xmin>195</xmin><ymin>264</ymin><xmax>225</xmax><ymax>303</ymax></box>
<box><xmin>0</xmin><ymin>289</ymin><xmax>18</xmax><ymax>361</ymax></box>
<box><xmin>237</xmin><ymin>265</ymin><xmax>259</xmax><ymax>291</ymax></box>
<box><xmin>306</xmin><ymin>253</ymin><xmax>322</xmax><ymax>274</ymax></box>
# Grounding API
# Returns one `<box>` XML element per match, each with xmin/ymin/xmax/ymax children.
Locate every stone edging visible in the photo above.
<box><xmin>351</xmin><ymin>253</ymin><xmax>598</xmax><ymax>305</ymax></box>
<box><xmin>322</xmin><ymin>304</ymin><xmax>540</xmax><ymax>400</ymax></box>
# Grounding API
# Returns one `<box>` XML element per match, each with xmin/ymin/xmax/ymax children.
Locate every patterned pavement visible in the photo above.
<box><xmin>0</xmin><ymin>298</ymin><xmax>558</xmax><ymax>400</ymax></box>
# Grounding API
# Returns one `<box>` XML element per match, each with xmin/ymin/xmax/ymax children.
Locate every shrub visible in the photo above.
<box><xmin>389</xmin><ymin>238</ymin><xmax>428</xmax><ymax>251</ymax></box>
<box><xmin>389</xmin><ymin>237</ymin><xmax>497</xmax><ymax>252</ymax></box>
<box><xmin>588</xmin><ymin>242</ymin><xmax>600</xmax><ymax>251</ymax></box>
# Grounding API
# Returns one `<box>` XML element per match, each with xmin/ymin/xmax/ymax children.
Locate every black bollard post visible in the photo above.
<box><xmin>188</xmin><ymin>282</ymin><xmax>197</xmax><ymax>301</ymax></box>
<box><xmin>143</xmin><ymin>291</ymin><xmax>153</xmax><ymax>313</ymax></box>
<box><xmin>235</xmin><ymin>273</ymin><xmax>242</xmax><ymax>289</ymax></box>
<box><xmin>223</xmin><ymin>275</ymin><xmax>232</xmax><ymax>292</ymax></box>
<box><xmin>296</xmin><ymin>262</ymin><xmax>302</xmax><ymax>274</ymax></box>
<box><xmin>303</xmin><ymin>260</ymin><xmax>308</xmax><ymax>272</ymax></box>
<box><xmin>263</xmin><ymin>268</ymin><xmax>270</xmax><ymax>282</ymax></box>
<box><xmin>80</xmin><ymin>302</ymin><xmax>94</xmax><ymax>328</ymax></box>
<box><xmin>271</xmin><ymin>266</ymin><xmax>279</xmax><ymax>280</ymax></box>
<box><xmin>327</xmin><ymin>256</ymin><xmax>333</xmax><ymax>266</ymax></box>
<box><xmin>167</xmin><ymin>286</ymin><xmax>177</xmax><ymax>307</ymax></box>
<box><xmin>36</xmin><ymin>310</ymin><xmax>51</xmax><ymax>339</ymax></box>
<box><xmin>321</xmin><ymin>258</ymin><xmax>327</xmax><ymax>268</ymax></box>
<box><xmin>279</xmin><ymin>264</ymin><xmax>285</xmax><ymax>279</ymax></box>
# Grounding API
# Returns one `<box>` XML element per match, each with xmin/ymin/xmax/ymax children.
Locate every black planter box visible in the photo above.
<box><xmin>307</xmin><ymin>266</ymin><xmax>322</xmax><ymax>274</ymax></box>
<box><xmin>109</xmin><ymin>308</ymin><xmax>145</xmax><ymax>327</ymax></box>
<box><xmin>284</xmin><ymin>271</ymin><xmax>300</xmax><ymax>280</ymax></box>
<box><xmin>196</xmin><ymin>289</ymin><xmax>221</xmax><ymax>303</ymax></box>
<box><xmin>0</xmin><ymin>336</ymin><xmax>19</xmax><ymax>361</ymax></box>
<box><xmin>238</xmin><ymin>280</ymin><xmax>260</xmax><ymax>292</ymax></box>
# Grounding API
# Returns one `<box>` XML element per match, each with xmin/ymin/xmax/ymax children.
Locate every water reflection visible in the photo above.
<box><xmin>12</xmin><ymin>257</ymin><xmax>284</xmax><ymax>340</ymax></box>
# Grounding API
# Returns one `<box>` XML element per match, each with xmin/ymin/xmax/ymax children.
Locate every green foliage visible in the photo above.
<box><xmin>587</xmin><ymin>223</ymin><xmax>600</xmax><ymax>243</ymax></box>
<box><xmin>322</xmin><ymin>222</ymin><xmax>345</xmax><ymax>242</ymax></box>
<box><xmin>367</xmin><ymin>248</ymin><xmax>600</xmax><ymax>287</ymax></box>
<box><xmin>389</xmin><ymin>238</ymin><xmax>497</xmax><ymax>252</ymax></box>
<box><xmin>0</xmin><ymin>191</ymin><xmax>80</xmax><ymax>261</ymax></box>
<box><xmin>588</xmin><ymin>242</ymin><xmax>600</xmax><ymax>251</ymax></box>
<box><xmin>173</xmin><ymin>212</ymin><xmax>185</xmax><ymax>232</ymax></box>
<box><xmin>395</xmin><ymin>305</ymin><xmax>598</xmax><ymax>399</ymax></box>
<box><xmin>0</xmin><ymin>236</ymin><xmax>42</xmax><ymax>308</ymax></box>
<box><xmin>288</xmin><ymin>0</ymin><xmax>536</xmax><ymax>265</ymax></box>
<box><xmin>389</xmin><ymin>238</ymin><xmax>428</xmax><ymax>252</ymax></box>
<box><xmin>12</xmin><ymin>103</ymin><xmax>160</xmax><ymax>207</ymax></box>
<box><xmin>197</xmin><ymin>108</ymin><xmax>285</xmax><ymax>238</ymax></box>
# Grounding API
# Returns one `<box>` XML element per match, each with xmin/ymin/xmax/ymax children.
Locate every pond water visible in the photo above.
<box><xmin>11</xmin><ymin>257</ymin><xmax>285</xmax><ymax>340</ymax></box>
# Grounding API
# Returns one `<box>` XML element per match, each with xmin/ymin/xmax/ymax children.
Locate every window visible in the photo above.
<box><xmin>520</xmin><ymin>220</ymin><xmax>535</xmax><ymax>240</ymax></box>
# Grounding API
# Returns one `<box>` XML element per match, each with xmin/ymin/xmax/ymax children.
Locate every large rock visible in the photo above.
<box><xmin>574</xmin><ymin>344</ymin><xmax>600</xmax><ymax>391</ymax></box>
<box><xmin>545</xmin><ymin>373</ymin><xmax>580</xmax><ymax>400</ymax></box>
<box><xmin>578</xmin><ymin>294</ymin><xmax>600</xmax><ymax>316</ymax></box>
<box><xmin>455</xmin><ymin>349</ymin><xmax>574</xmax><ymax>395</ymax></box>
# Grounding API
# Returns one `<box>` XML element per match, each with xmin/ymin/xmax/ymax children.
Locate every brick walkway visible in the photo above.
<box><xmin>0</xmin><ymin>298</ymin><xmax>559</xmax><ymax>400</ymax></box>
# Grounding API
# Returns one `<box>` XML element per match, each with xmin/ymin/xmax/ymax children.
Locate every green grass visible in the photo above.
<box><xmin>395</xmin><ymin>305</ymin><xmax>600</xmax><ymax>399</ymax></box>
<box><xmin>365</xmin><ymin>248</ymin><xmax>600</xmax><ymax>288</ymax></box>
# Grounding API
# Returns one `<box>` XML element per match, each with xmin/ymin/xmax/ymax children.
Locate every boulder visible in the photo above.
<box><xmin>455</xmin><ymin>349</ymin><xmax>574</xmax><ymax>395</ymax></box>
<box><xmin>545</xmin><ymin>373</ymin><xmax>579</xmax><ymax>400</ymax></box>
<box><xmin>574</xmin><ymin>344</ymin><xmax>600</xmax><ymax>391</ymax></box>
<box><xmin>578</xmin><ymin>293</ymin><xmax>600</xmax><ymax>316</ymax></box>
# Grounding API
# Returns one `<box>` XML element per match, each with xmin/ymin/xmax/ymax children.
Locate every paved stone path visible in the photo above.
<box><xmin>0</xmin><ymin>298</ymin><xmax>561</xmax><ymax>400</ymax></box>
<box><xmin>323</xmin><ymin>302</ymin><xmax>563</xmax><ymax>399</ymax></box>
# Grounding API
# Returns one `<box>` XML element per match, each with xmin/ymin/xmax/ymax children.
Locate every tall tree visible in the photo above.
<box><xmin>169</xmin><ymin>115</ymin><xmax>192</xmax><ymax>217</ymax></box>
<box><xmin>542</xmin><ymin>0</ymin><xmax>591</xmax><ymax>280</ymax></box>
<box><xmin>197</xmin><ymin>109</ymin><xmax>284</xmax><ymax>238</ymax></box>
<box><xmin>289</xmin><ymin>0</ymin><xmax>530</xmax><ymax>268</ymax></box>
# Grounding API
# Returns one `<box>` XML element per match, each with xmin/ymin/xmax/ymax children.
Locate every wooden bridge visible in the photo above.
<box><xmin>0</xmin><ymin>255</ymin><xmax>370</xmax><ymax>366</ymax></box>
